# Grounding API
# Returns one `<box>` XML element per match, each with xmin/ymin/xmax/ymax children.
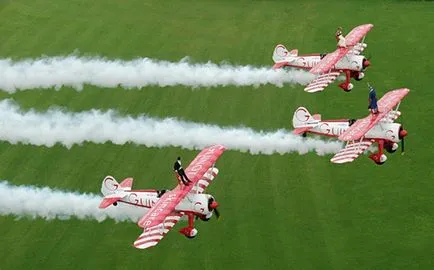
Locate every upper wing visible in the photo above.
<box><xmin>344</xmin><ymin>24</ymin><xmax>374</xmax><ymax>47</ymax></box>
<box><xmin>304</xmin><ymin>71</ymin><xmax>341</xmax><ymax>93</ymax></box>
<box><xmin>183</xmin><ymin>144</ymin><xmax>226</xmax><ymax>189</ymax></box>
<box><xmin>345</xmin><ymin>24</ymin><xmax>373</xmax><ymax>55</ymax></box>
<box><xmin>136</xmin><ymin>190</ymin><xmax>182</xmax><ymax>229</ymax></box>
<box><xmin>338</xmin><ymin>115</ymin><xmax>375</xmax><ymax>141</ymax></box>
<box><xmin>309</xmin><ymin>24</ymin><xmax>373</xmax><ymax>75</ymax></box>
<box><xmin>339</xmin><ymin>88</ymin><xmax>410</xmax><ymax>141</ymax></box>
<box><xmin>330</xmin><ymin>140</ymin><xmax>373</xmax><ymax>164</ymax></box>
<box><xmin>134</xmin><ymin>212</ymin><xmax>183</xmax><ymax>249</ymax></box>
<box><xmin>377</xmin><ymin>88</ymin><xmax>410</xmax><ymax>113</ymax></box>
<box><xmin>309</xmin><ymin>48</ymin><xmax>349</xmax><ymax>74</ymax></box>
<box><xmin>190</xmin><ymin>167</ymin><xmax>219</xmax><ymax>194</ymax></box>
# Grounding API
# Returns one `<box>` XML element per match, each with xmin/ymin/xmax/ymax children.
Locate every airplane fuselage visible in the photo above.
<box><xmin>115</xmin><ymin>190</ymin><xmax>215</xmax><ymax>217</ymax></box>
<box><xmin>281</xmin><ymin>53</ymin><xmax>366</xmax><ymax>72</ymax></box>
<box><xmin>306</xmin><ymin>119</ymin><xmax>402</xmax><ymax>143</ymax></box>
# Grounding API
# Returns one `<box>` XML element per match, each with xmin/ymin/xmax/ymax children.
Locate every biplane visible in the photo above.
<box><xmin>292</xmin><ymin>89</ymin><xmax>409</xmax><ymax>165</ymax></box>
<box><xmin>99</xmin><ymin>144</ymin><xmax>225</xmax><ymax>249</ymax></box>
<box><xmin>273</xmin><ymin>24</ymin><xmax>373</xmax><ymax>93</ymax></box>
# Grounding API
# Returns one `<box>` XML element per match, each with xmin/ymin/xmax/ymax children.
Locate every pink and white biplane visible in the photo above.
<box><xmin>99</xmin><ymin>144</ymin><xmax>226</xmax><ymax>249</ymax></box>
<box><xmin>273</xmin><ymin>24</ymin><xmax>373</xmax><ymax>93</ymax></box>
<box><xmin>292</xmin><ymin>88</ymin><xmax>409</xmax><ymax>165</ymax></box>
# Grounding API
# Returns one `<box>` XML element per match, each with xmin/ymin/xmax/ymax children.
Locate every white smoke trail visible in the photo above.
<box><xmin>0</xmin><ymin>100</ymin><xmax>342</xmax><ymax>155</ymax></box>
<box><xmin>0</xmin><ymin>56</ymin><xmax>315</xmax><ymax>93</ymax></box>
<box><xmin>0</xmin><ymin>181</ymin><xmax>145</xmax><ymax>223</ymax></box>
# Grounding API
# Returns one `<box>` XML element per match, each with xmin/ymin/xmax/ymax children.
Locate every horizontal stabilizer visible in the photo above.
<box><xmin>98</xmin><ymin>192</ymin><xmax>128</xmax><ymax>209</ymax></box>
<box><xmin>293</xmin><ymin>127</ymin><xmax>311</xmax><ymax>135</ymax></box>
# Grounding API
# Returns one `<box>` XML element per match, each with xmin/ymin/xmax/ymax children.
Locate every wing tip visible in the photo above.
<box><xmin>133</xmin><ymin>241</ymin><xmax>158</xmax><ymax>250</ymax></box>
<box><xmin>330</xmin><ymin>159</ymin><xmax>353</xmax><ymax>164</ymax></box>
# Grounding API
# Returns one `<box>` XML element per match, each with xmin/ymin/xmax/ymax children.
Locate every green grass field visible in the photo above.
<box><xmin>1</xmin><ymin>0</ymin><xmax>434</xmax><ymax>269</ymax></box>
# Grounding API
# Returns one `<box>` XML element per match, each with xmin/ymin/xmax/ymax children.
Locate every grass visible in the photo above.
<box><xmin>0</xmin><ymin>0</ymin><xmax>433</xmax><ymax>269</ymax></box>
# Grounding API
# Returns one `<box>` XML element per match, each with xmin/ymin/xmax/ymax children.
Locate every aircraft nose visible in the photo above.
<box><xmin>209</xmin><ymin>201</ymin><xmax>219</xmax><ymax>209</ymax></box>
<box><xmin>363</xmin><ymin>59</ymin><xmax>370</xmax><ymax>69</ymax></box>
<box><xmin>399</xmin><ymin>129</ymin><xmax>408</xmax><ymax>139</ymax></box>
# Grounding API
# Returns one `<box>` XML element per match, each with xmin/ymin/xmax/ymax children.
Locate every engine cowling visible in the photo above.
<box><xmin>365</xmin><ymin>123</ymin><xmax>402</xmax><ymax>143</ymax></box>
<box><xmin>335</xmin><ymin>54</ymin><xmax>365</xmax><ymax>71</ymax></box>
<box><xmin>175</xmin><ymin>194</ymin><xmax>217</xmax><ymax>217</ymax></box>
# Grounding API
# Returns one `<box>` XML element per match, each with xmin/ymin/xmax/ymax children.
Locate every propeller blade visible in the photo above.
<box><xmin>399</xmin><ymin>121</ymin><xmax>406</xmax><ymax>155</ymax></box>
<box><xmin>213</xmin><ymin>208</ymin><xmax>220</xmax><ymax>219</ymax></box>
<box><xmin>401</xmin><ymin>137</ymin><xmax>405</xmax><ymax>155</ymax></box>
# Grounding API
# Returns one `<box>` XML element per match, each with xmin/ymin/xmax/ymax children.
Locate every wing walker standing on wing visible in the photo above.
<box><xmin>368</xmin><ymin>83</ymin><xmax>379</xmax><ymax>114</ymax></box>
<box><xmin>292</xmin><ymin>88</ymin><xmax>409</xmax><ymax>165</ymax></box>
<box><xmin>99</xmin><ymin>145</ymin><xmax>225</xmax><ymax>249</ymax></box>
<box><xmin>335</xmin><ymin>27</ymin><xmax>347</xmax><ymax>48</ymax></box>
<box><xmin>174</xmin><ymin>156</ymin><xmax>192</xmax><ymax>186</ymax></box>
<box><xmin>273</xmin><ymin>24</ymin><xmax>372</xmax><ymax>93</ymax></box>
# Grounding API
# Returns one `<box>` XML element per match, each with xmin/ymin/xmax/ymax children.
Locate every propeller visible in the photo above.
<box><xmin>363</xmin><ymin>54</ymin><xmax>372</xmax><ymax>70</ymax></box>
<box><xmin>399</xmin><ymin>125</ymin><xmax>407</xmax><ymax>154</ymax></box>
<box><xmin>208</xmin><ymin>197</ymin><xmax>220</xmax><ymax>220</ymax></box>
<box><xmin>399</xmin><ymin>109</ymin><xmax>408</xmax><ymax>155</ymax></box>
<box><xmin>401</xmin><ymin>135</ymin><xmax>405</xmax><ymax>154</ymax></box>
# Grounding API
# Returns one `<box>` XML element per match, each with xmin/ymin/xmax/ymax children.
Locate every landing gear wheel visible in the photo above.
<box><xmin>370</xmin><ymin>153</ymin><xmax>387</xmax><ymax>165</ymax></box>
<box><xmin>200</xmin><ymin>216</ymin><xmax>211</xmax><ymax>222</ymax></box>
<box><xmin>385</xmin><ymin>142</ymin><xmax>398</xmax><ymax>153</ymax></box>
<box><xmin>180</xmin><ymin>227</ymin><xmax>198</xmax><ymax>239</ymax></box>
<box><xmin>339</xmin><ymin>82</ymin><xmax>353</xmax><ymax>92</ymax></box>
<box><xmin>354</xmin><ymin>72</ymin><xmax>365</xmax><ymax>81</ymax></box>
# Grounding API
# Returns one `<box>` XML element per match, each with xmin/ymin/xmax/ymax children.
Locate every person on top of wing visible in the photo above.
<box><xmin>367</xmin><ymin>83</ymin><xmax>379</xmax><ymax>114</ymax></box>
<box><xmin>173</xmin><ymin>157</ymin><xmax>192</xmax><ymax>186</ymax></box>
<box><xmin>335</xmin><ymin>27</ymin><xmax>347</xmax><ymax>48</ymax></box>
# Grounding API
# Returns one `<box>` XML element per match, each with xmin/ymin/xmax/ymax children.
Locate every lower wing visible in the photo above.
<box><xmin>304</xmin><ymin>72</ymin><xmax>341</xmax><ymax>93</ymax></box>
<box><xmin>133</xmin><ymin>212</ymin><xmax>183</xmax><ymax>249</ymax></box>
<box><xmin>330</xmin><ymin>141</ymin><xmax>373</xmax><ymax>164</ymax></box>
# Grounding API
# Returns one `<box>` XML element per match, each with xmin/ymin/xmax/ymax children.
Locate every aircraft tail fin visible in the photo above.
<box><xmin>272</xmin><ymin>44</ymin><xmax>298</xmax><ymax>63</ymax></box>
<box><xmin>99</xmin><ymin>176</ymin><xmax>132</xmax><ymax>208</ymax></box>
<box><xmin>292</xmin><ymin>107</ymin><xmax>320</xmax><ymax>132</ymax></box>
